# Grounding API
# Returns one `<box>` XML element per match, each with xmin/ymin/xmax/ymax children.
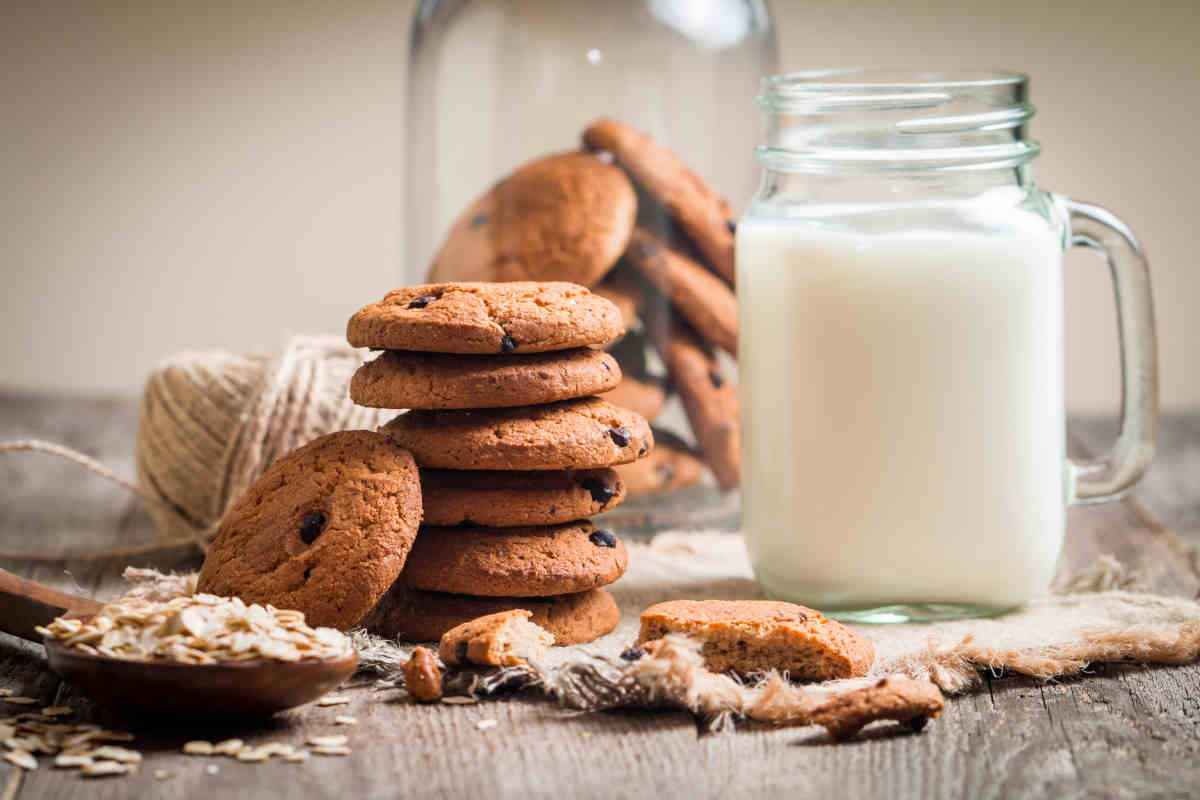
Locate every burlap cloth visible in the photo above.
<box><xmin>339</xmin><ymin>529</ymin><xmax>1200</xmax><ymax>734</ymax></box>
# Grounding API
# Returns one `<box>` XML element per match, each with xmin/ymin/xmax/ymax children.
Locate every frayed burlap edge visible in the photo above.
<box><xmin>880</xmin><ymin>620</ymin><xmax>1200</xmax><ymax>693</ymax></box>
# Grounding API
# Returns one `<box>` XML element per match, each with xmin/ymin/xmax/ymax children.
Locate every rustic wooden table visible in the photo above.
<box><xmin>1</xmin><ymin>391</ymin><xmax>1197</xmax><ymax>799</ymax></box>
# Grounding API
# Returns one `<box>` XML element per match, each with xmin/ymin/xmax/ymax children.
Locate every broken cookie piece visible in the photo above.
<box><xmin>403</xmin><ymin>646</ymin><xmax>444</xmax><ymax>702</ymax></box>
<box><xmin>438</xmin><ymin>610</ymin><xmax>555</xmax><ymax>668</ymax></box>
<box><xmin>810</xmin><ymin>676</ymin><xmax>945</xmax><ymax>740</ymax></box>
<box><xmin>637</xmin><ymin>599</ymin><xmax>874</xmax><ymax>680</ymax></box>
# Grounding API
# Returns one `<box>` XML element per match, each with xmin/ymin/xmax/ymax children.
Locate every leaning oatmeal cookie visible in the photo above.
<box><xmin>658</xmin><ymin>320</ymin><xmax>740</xmax><ymax>490</ymax></box>
<box><xmin>637</xmin><ymin>599</ymin><xmax>875</xmax><ymax>680</ymax></box>
<box><xmin>583</xmin><ymin>118</ymin><xmax>736</xmax><ymax>284</ymax></box>
<box><xmin>438</xmin><ymin>610</ymin><xmax>555</xmax><ymax>667</ymax></box>
<box><xmin>625</xmin><ymin>227</ymin><xmax>738</xmax><ymax>356</ymax></box>
<box><xmin>347</xmin><ymin>282</ymin><xmax>624</xmax><ymax>355</ymax></box>
<box><xmin>383</xmin><ymin>397</ymin><xmax>653</xmax><ymax>471</ymax></box>
<box><xmin>428</xmin><ymin>151</ymin><xmax>637</xmax><ymax>287</ymax></box>
<box><xmin>197</xmin><ymin>431</ymin><xmax>422</xmax><ymax>630</ymax></box>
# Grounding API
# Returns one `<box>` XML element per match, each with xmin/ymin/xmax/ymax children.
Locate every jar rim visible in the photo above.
<box><xmin>762</xmin><ymin>69</ymin><xmax>1027</xmax><ymax>94</ymax></box>
<box><xmin>755</xmin><ymin>68</ymin><xmax>1037</xmax><ymax>173</ymax></box>
<box><xmin>758</xmin><ymin>69</ymin><xmax>1030</xmax><ymax>115</ymax></box>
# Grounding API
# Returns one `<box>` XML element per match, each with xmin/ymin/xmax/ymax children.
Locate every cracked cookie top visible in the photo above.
<box><xmin>346</xmin><ymin>282</ymin><xmax>624</xmax><ymax>355</ymax></box>
<box><xmin>196</xmin><ymin>431</ymin><xmax>422</xmax><ymax>631</ymax></box>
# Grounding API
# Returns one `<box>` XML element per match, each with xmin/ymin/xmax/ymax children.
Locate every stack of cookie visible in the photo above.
<box><xmin>424</xmin><ymin>121</ymin><xmax>741</xmax><ymax>499</ymax></box>
<box><xmin>346</xmin><ymin>281</ymin><xmax>654</xmax><ymax>645</ymax></box>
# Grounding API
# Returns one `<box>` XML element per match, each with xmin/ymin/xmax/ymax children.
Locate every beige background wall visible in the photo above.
<box><xmin>2</xmin><ymin>0</ymin><xmax>1196</xmax><ymax>412</ymax></box>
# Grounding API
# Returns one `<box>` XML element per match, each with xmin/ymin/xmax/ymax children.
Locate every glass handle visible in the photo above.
<box><xmin>1062</xmin><ymin>198</ymin><xmax>1159</xmax><ymax>504</ymax></box>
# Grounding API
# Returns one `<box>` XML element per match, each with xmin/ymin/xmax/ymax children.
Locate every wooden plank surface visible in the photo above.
<box><xmin>1</xmin><ymin>390</ymin><xmax>1198</xmax><ymax>799</ymax></box>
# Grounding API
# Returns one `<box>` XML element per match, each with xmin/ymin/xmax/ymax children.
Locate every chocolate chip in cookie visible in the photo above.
<box><xmin>608</xmin><ymin>426</ymin><xmax>632</xmax><ymax>447</ymax></box>
<box><xmin>588</xmin><ymin>529</ymin><xmax>618</xmax><ymax>548</ymax></box>
<box><xmin>579</xmin><ymin>474</ymin><xmax>619</xmax><ymax>506</ymax></box>
<box><xmin>298</xmin><ymin>511</ymin><xmax>328</xmax><ymax>544</ymax></box>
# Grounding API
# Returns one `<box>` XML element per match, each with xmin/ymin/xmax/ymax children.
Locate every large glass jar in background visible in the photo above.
<box><xmin>405</xmin><ymin>0</ymin><xmax>778</xmax><ymax>530</ymax></box>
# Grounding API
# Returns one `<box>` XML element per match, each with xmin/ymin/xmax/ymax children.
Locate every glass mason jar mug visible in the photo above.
<box><xmin>737</xmin><ymin>71</ymin><xmax>1158</xmax><ymax>622</ymax></box>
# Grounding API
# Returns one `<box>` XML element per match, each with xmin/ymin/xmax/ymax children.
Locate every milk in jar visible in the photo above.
<box><xmin>737</xmin><ymin>195</ymin><xmax>1067</xmax><ymax>613</ymax></box>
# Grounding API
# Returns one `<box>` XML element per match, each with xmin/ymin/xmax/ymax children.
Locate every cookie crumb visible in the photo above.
<box><xmin>317</xmin><ymin>695</ymin><xmax>351</xmax><ymax>707</ymax></box>
<box><xmin>810</xmin><ymin>676</ymin><xmax>945</xmax><ymax>740</ymax></box>
<box><xmin>439</xmin><ymin>610</ymin><xmax>554</xmax><ymax>667</ymax></box>
<box><xmin>403</xmin><ymin>647</ymin><xmax>444</xmax><ymax>702</ymax></box>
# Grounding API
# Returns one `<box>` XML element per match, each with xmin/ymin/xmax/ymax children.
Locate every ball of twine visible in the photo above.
<box><xmin>2</xmin><ymin>336</ymin><xmax>390</xmax><ymax>556</ymax></box>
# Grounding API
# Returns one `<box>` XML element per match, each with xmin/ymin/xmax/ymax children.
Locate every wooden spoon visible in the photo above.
<box><xmin>0</xmin><ymin>569</ymin><xmax>357</xmax><ymax>718</ymax></box>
